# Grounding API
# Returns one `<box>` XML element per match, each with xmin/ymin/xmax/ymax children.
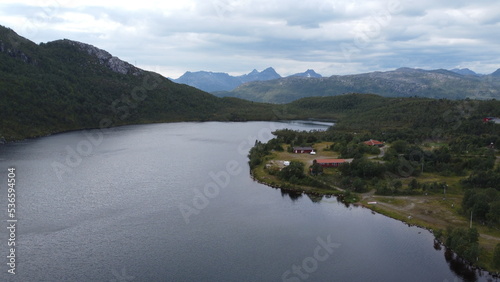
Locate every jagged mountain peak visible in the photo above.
<box><xmin>174</xmin><ymin>67</ymin><xmax>282</xmax><ymax>92</ymax></box>
<box><xmin>220</xmin><ymin>67</ymin><xmax>500</xmax><ymax>103</ymax></box>
<box><xmin>261</xmin><ymin>67</ymin><xmax>277</xmax><ymax>73</ymax></box>
<box><xmin>290</xmin><ymin>69</ymin><xmax>322</xmax><ymax>78</ymax></box>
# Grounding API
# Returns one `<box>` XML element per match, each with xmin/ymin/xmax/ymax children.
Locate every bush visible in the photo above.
<box><xmin>492</xmin><ymin>243</ymin><xmax>500</xmax><ymax>269</ymax></box>
<box><xmin>279</xmin><ymin>161</ymin><xmax>305</xmax><ymax>181</ymax></box>
<box><xmin>445</xmin><ymin>227</ymin><xmax>480</xmax><ymax>262</ymax></box>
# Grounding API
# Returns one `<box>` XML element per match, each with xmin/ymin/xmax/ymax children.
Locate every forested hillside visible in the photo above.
<box><xmin>283</xmin><ymin>94</ymin><xmax>500</xmax><ymax>140</ymax></box>
<box><xmin>0</xmin><ymin>26</ymin><xmax>276</xmax><ymax>141</ymax></box>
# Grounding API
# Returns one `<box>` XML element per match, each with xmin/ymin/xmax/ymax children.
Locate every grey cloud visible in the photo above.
<box><xmin>0</xmin><ymin>0</ymin><xmax>499</xmax><ymax>76</ymax></box>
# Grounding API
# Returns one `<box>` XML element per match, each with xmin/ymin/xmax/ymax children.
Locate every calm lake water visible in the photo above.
<box><xmin>0</xmin><ymin>121</ymin><xmax>494</xmax><ymax>281</ymax></box>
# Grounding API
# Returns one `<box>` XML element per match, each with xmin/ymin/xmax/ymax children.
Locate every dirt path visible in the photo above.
<box><xmin>360</xmin><ymin>191</ymin><xmax>466</xmax><ymax>228</ymax></box>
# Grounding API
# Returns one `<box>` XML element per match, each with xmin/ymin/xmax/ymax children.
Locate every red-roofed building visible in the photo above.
<box><xmin>484</xmin><ymin>117</ymin><xmax>500</xmax><ymax>124</ymax></box>
<box><xmin>364</xmin><ymin>139</ymin><xmax>384</xmax><ymax>147</ymax></box>
<box><xmin>315</xmin><ymin>159</ymin><xmax>346</xmax><ymax>167</ymax></box>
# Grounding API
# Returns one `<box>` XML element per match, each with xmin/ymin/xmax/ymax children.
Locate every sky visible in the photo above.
<box><xmin>1</xmin><ymin>0</ymin><xmax>500</xmax><ymax>78</ymax></box>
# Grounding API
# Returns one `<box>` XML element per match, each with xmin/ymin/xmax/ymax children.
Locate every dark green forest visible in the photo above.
<box><xmin>0</xmin><ymin>26</ymin><xmax>278</xmax><ymax>141</ymax></box>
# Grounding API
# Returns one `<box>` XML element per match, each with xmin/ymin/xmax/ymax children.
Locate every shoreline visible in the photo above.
<box><xmin>250</xmin><ymin>166</ymin><xmax>500</xmax><ymax>277</ymax></box>
<box><xmin>0</xmin><ymin>118</ymin><xmax>291</xmax><ymax>145</ymax></box>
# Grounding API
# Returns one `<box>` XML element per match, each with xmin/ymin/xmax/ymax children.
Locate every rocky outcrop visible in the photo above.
<box><xmin>0</xmin><ymin>39</ymin><xmax>36</xmax><ymax>64</ymax></box>
<box><xmin>61</xmin><ymin>39</ymin><xmax>143</xmax><ymax>76</ymax></box>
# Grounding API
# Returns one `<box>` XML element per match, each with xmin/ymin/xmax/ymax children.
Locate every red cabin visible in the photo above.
<box><xmin>315</xmin><ymin>159</ymin><xmax>346</xmax><ymax>167</ymax></box>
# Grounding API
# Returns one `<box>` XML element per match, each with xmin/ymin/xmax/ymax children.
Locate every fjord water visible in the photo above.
<box><xmin>0</xmin><ymin>121</ymin><xmax>490</xmax><ymax>281</ymax></box>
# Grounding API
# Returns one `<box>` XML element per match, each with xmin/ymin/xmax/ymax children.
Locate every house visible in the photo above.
<box><xmin>315</xmin><ymin>159</ymin><xmax>346</xmax><ymax>167</ymax></box>
<box><xmin>364</xmin><ymin>139</ymin><xmax>384</xmax><ymax>147</ymax></box>
<box><xmin>484</xmin><ymin>117</ymin><xmax>500</xmax><ymax>124</ymax></box>
<box><xmin>292</xmin><ymin>146</ymin><xmax>314</xmax><ymax>154</ymax></box>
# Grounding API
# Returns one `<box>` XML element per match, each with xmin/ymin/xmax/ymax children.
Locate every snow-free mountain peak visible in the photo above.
<box><xmin>173</xmin><ymin>67</ymin><xmax>282</xmax><ymax>92</ymax></box>
<box><xmin>450</xmin><ymin>68</ymin><xmax>479</xmax><ymax>76</ymax></box>
<box><xmin>289</xmin><ymin>69</ymin><xmax>322</xmax><ymax>78</ymax></box>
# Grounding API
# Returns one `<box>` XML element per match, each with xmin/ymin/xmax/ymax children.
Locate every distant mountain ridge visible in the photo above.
<box><xmin>215</xmin><ymin>67</ymin><xmax>500</xmax><ymax>103</ymax></box>
<box><xmin>173</xmin><ymin>67</ymin><xmax>322</xmax><ymax>92</ymax></box>
<box><xmin>173</xmin><ymin>67</ymin><xmax>280</xmax><ymax>92</ymax></box>
<box><xmin>450</xmin><ymin>68</ymin><xmax>480</xmax><ymax>76</ymax></box>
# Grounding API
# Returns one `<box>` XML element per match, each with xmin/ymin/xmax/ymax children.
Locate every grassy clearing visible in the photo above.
<box><xmin>252</xmin><ymin>150</ymin><xmax>342</xmax><ymax>196</ymax></box>
<box><xmin>360</xmin><ymin>192</ymin><xmax>500</xmax><ymax>271</ymax></box>
<box><xmin>273</xmin><ymin>142</ymin><xmax>339</xmax><ymax>166</ymax></box>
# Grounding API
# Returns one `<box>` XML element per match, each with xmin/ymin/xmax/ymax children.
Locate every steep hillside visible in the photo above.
<box><xmin>0</xmin><ymin>26</ymin><xmax>276</xmax><ymax>141</ymax></box>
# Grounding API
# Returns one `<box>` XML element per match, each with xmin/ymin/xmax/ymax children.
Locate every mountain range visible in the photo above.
<box><xmin>0</xmin><ymin>25</ymin><xmax>277</xmax><ymax>141</ymax></box>
<box><xmin>173</xmin><ymin>68</ymin><xmax>322</xmax><ymax>92</ymax></box>
<box><xmin>2</xmin><ymin>23</ymin><xmax>499</xmax><ymax>142</ymax></box>
<box><xmin>214</xmin><ymin>67</ymin><xmax>500</xmax><ymax>103</ymax></box>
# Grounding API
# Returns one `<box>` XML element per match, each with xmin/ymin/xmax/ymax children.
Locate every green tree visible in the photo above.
<box><xmin>279</xmin><ymin>161</ymin><xmax>305</xmax><ymax>181</ymax></box>
<box><xmin>310</xmin><ymin>160</ymin><xmax>323</xmax><ymax>176</ymax></box>
<box><xmin>352</xmin><ymin>178</ymin><xmax>366</xmax><ymax>192</ymax></box>
<box><xmin>408</xmin><ymin>178</ymin><xmax>419</xmax><ymax>190</ymax></box>
<box><xmin>487</xmin><ymin>201</ymin><xmax>500</xmax><ymax>225</ymax></box>
<box><xmin>391</xmin><ymin>140</ymin><xmax>409</xmax><ymax>154</ymax></box>
<box><xmin>492</xmin><ymin>243</ymin><xmax>500</xmax><ymax>269</ymax></box>
<box><xmin>445</xmin><ymin>227</ymin><xmax>480</xmax><ymax>262</ymax></box>
<box><xmin>393</xmin><ymin>180</ymin><xmax>402</xmax><ymax>190</ymax></box>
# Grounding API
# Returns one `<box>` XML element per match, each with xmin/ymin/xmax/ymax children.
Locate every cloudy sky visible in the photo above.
<box><xmin>1</xmin><ymin>0</ymin><xmax>499</xmax><ymax>78</ymax></box>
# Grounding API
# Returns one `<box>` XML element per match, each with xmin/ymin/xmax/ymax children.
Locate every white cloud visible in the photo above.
<box><xmin>0</xmin><ymin>0</ymin><xmax>499</xmax><ymax>77</ymax></box>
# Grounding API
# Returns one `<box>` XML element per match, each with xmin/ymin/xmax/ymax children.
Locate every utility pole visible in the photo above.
<box><xmin>470</xmin><ymin>209</ymin><xmax>473</xmax><ymax>229</ymax></box>
<box><xmin>421</xmin><ymin>156</ymin><xmax>424</xmax><ymax>174</ymax></box>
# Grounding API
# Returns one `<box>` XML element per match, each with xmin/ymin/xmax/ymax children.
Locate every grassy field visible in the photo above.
<box><xmin>358</xmin><ymin>184</ymin><xmax>500</xmax><ymax>271</ymax></box>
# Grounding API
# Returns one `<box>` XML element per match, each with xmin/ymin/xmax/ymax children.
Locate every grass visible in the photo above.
<box><xmin>274</xmin><ymin>142</ymin><xmax>339</xmax><ymax>167</ymax></box>
<box><xmin>360</xmin><ymin>192</ymin><xmax>500</xmax><ymax>272</ymax></box>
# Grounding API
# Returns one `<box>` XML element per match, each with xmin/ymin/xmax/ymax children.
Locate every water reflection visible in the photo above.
<box><xmin>433</xmin><ymin>239</ymin><xmax>442</xmax><ymax>251</ymax></box>
<box><xmin>279</xmin><ymin>189</ymin><xmax>303</xmax><ymax>201</ymax></box>
<box><xmin>305</xmin><ymin>193</ymin><xmax>323</xmax><ymax>203</ymax></box>
<box><xmin>444</xmin><ymin>248</ymin><xmax>478</xmax><ymax>282</ymax></box>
